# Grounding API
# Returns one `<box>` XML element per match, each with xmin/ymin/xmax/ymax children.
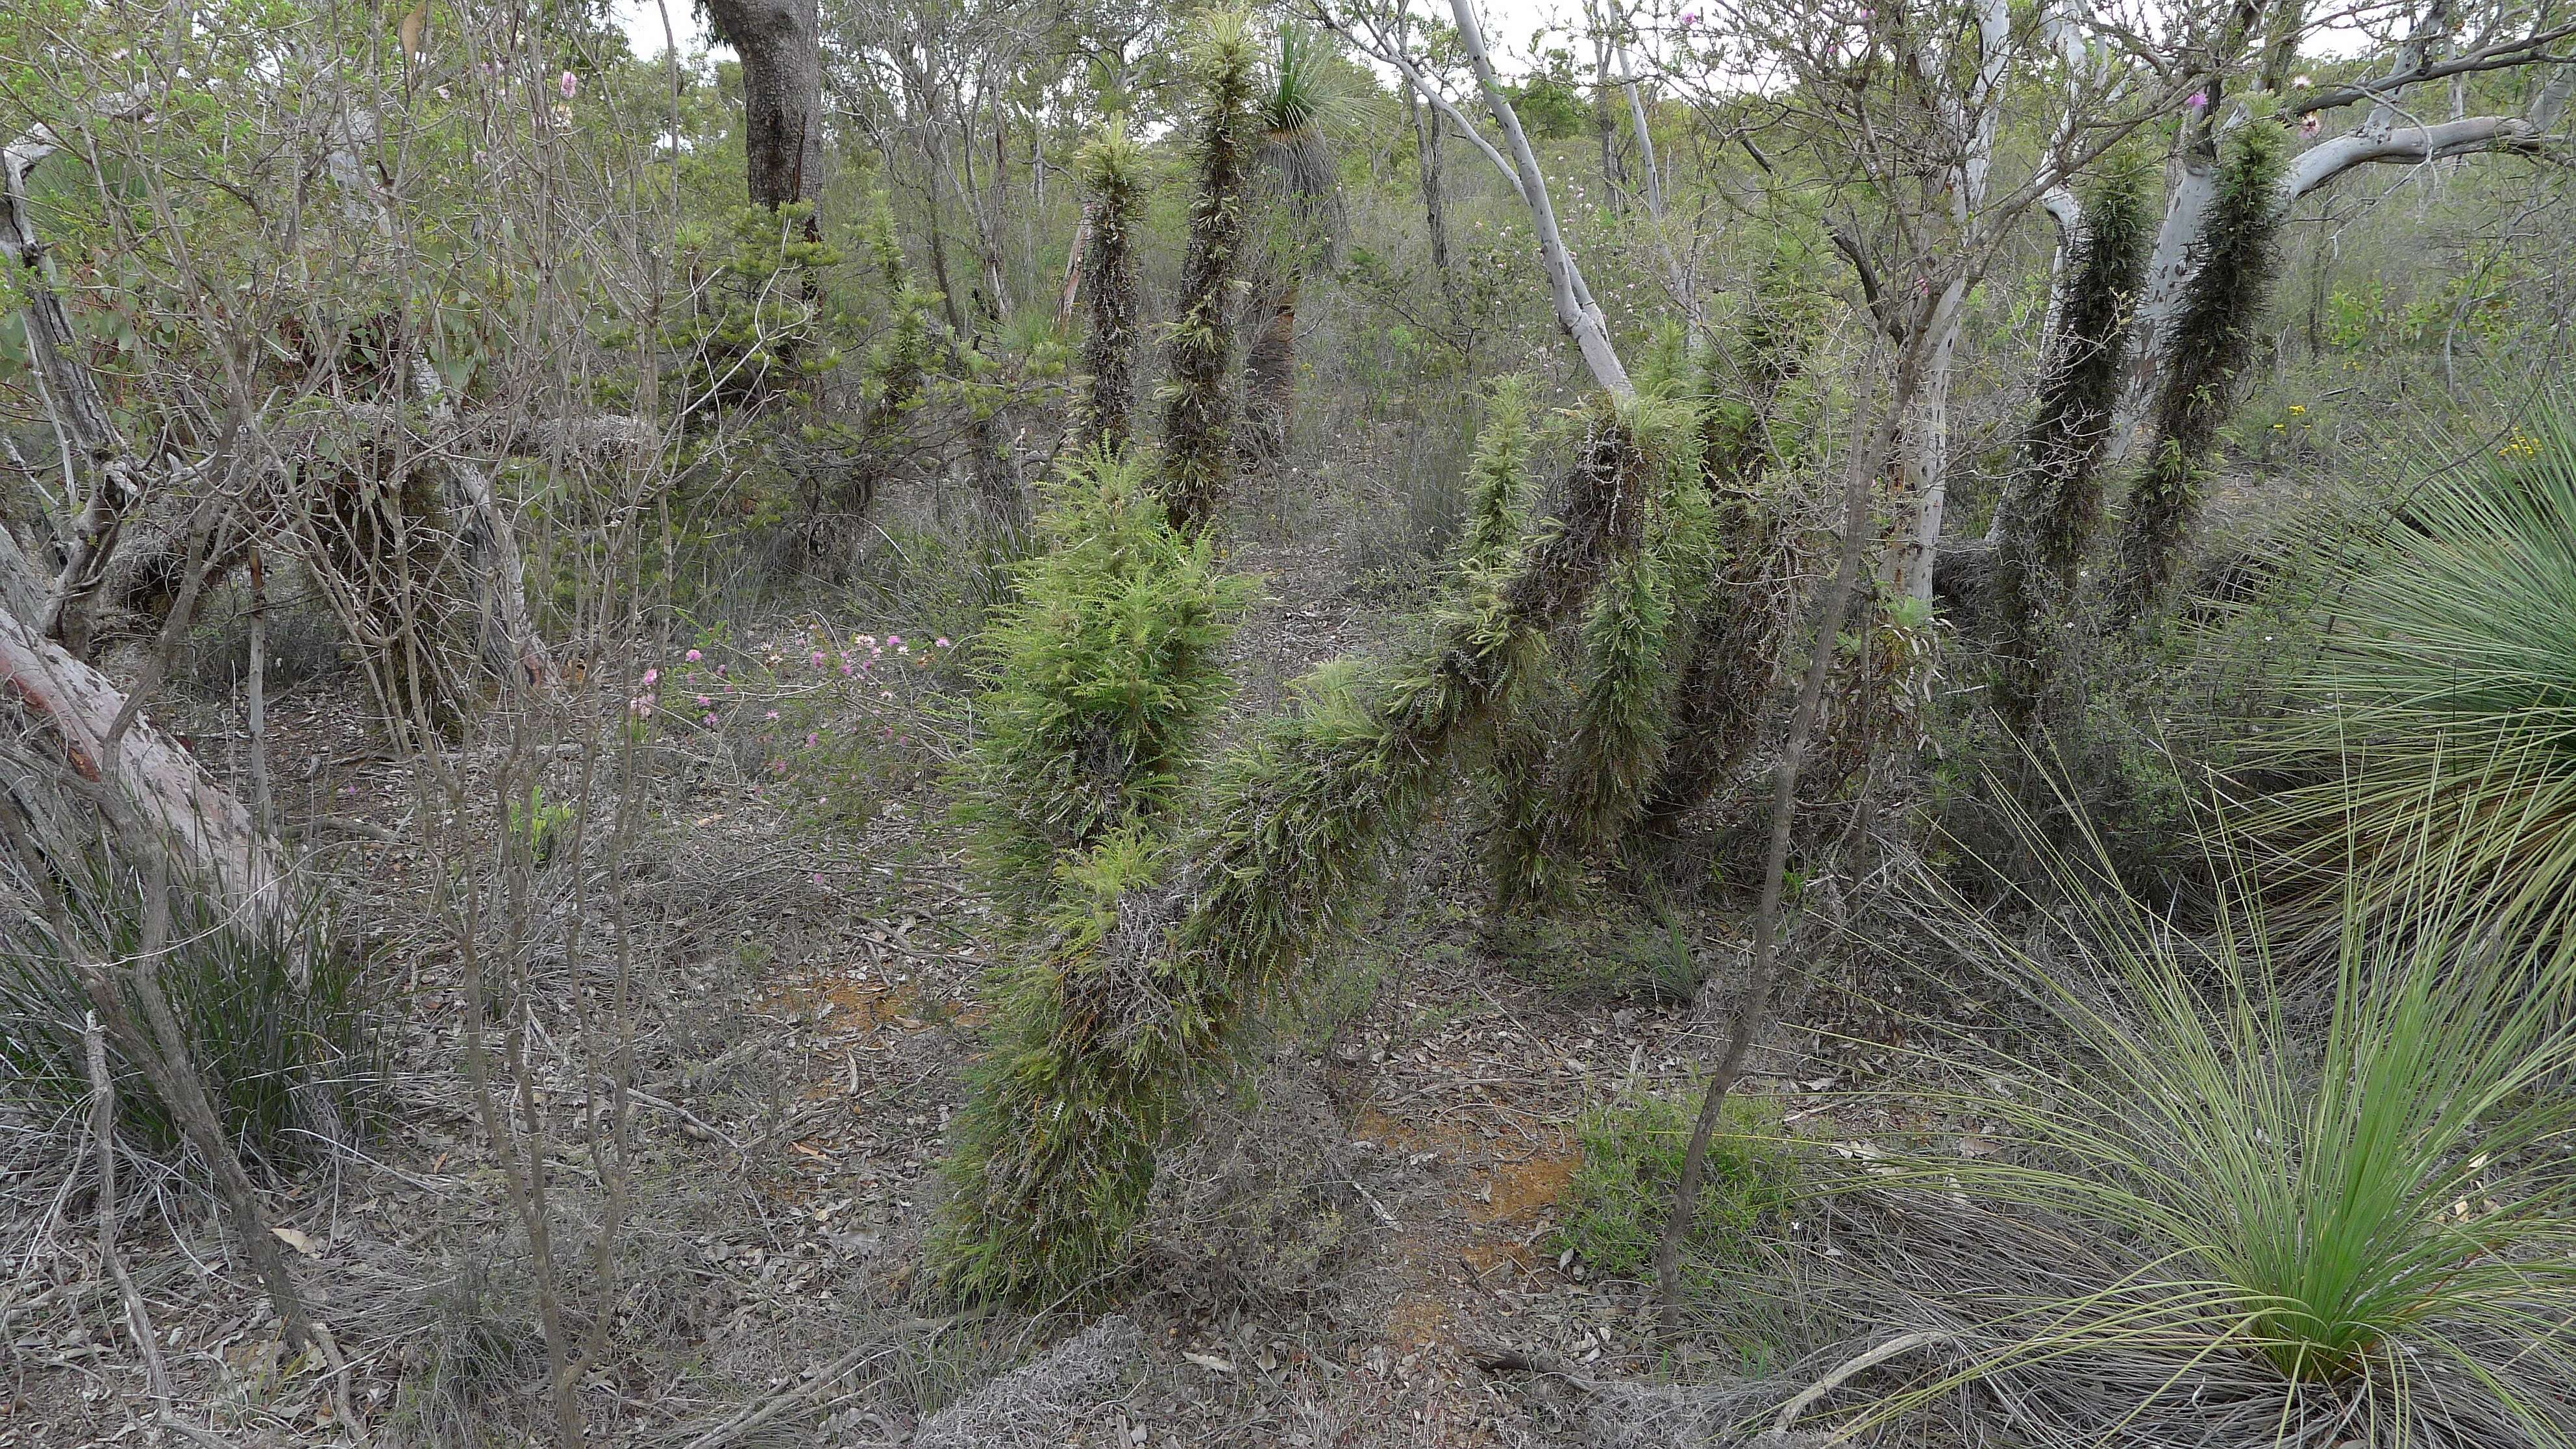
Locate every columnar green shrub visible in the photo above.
<box><xmin>1459</xmin><ymin>375</ymin><xmax>1537</xmax><ymax>570</ymax></box>
<box><xmin>1487</xmin><ymin>401</ymin><xmax>1713</xmax><ymax>904</ymax></box>
<box><xmin>1990</xmin><ymin>153</ymin><xmax>2153</xmax><ymax>727</ymax></box>
<box><xmin>855</xmin><ymin>190</ymin><xmax>940</xmax><ymax>469</ymax></box>
<box><xmin>665</xmin><ymin>201</ymin><xmax>845</xmax><ymax>418</ymax></box>
<box><xmin>1157</xmin><ymin>10</ymin><xmax>1259</xmax><ymax>535</ymax></box>
<box><xmin>955</xmin><ymin>448</ymin><xmax>1252</xmax><ymax>910</ymax></box>
<box><xmin>1072</xmin><ymin>121</ymin><xmax>1147</xmax><ymax>456</ymax></box>
<box><xmin>2107</xmin><ymin>123</ymin><xmax>2285</xmax><ymax>626</ymax></box>
<box><xmin>930</xmin><ymin>408</ymin><xmax>1650</xmax><ymax>1303</ymax></box>
<box><xmin>1635</xmin><ymin>323</ymin><xmax>1814</xmax><ymax>840</ymax></box>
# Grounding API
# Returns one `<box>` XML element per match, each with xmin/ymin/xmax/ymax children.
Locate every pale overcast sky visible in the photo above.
<box><xmin>612</xmin><ymin>1</ymin><xmax>1585</xmax><ymax>74</ymax></box>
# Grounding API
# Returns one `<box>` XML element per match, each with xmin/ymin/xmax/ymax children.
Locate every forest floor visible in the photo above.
<box><xmin>6</xmin><ymin>524</ymin><xmax>1972</xmax><ymax>1448</ymax></box>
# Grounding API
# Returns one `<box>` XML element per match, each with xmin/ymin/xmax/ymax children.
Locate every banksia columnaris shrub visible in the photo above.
<box><xmin>954</xmin><ymin>448</ymin><xmax>1253</xmax><ymax>912</ymax></box>
<box><xmin>928</xmin><ymin>406</ymin><xmax>1650</xmax><ymax>1304</ymax></box>
<box><xmin>1157</xmin><ymin>10</ymin><xmax>1259</xmax><ymax>535</ymax></box>
<box><xmin>2107</xmin><ymin>122</ymin><xmax>2285</xmax><ymax>627</ymax></box>
<box><xmin>1488</xmin><ymin>400</ymin><xmax>1712</xmax><ymax>905</ymax></box>
<box><xmin>1073</xmin><ymin>121</ymin><xmax>1147</xmax><ymax>457</ymax></box>
<box><xmin>1990</xmin><ymin>152</ymin><xmax>2153</xmax><ymax>725</ymax></box>
<box><xmin>1459</xmin><ymin>376</ymin><xmax>1538</xmax><ymax>571</ymax></box>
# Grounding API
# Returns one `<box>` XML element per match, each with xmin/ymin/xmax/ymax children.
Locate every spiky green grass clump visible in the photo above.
<box><xmin>1</xmin><ymin>865</ymin><xmax>378</xmax><ymax>1162</ymax></box>
<box><xmin>2257</xmin><ymin>399</ymin><xmax>2576</xmax><ymax>937</ymax></box>
<box><xmin>1156</xmin><ymin>8</ymin><xmax>1259</xmax><ymax>534</ymax></box>
<box><xmin>1991</xmin><ymin>151</ymin><xmax>2153</xmax><ymax>726</ymax></box>
<box><xmin>1859</xmin><ymin>811</ymin><xmax>2576</xmax><ymax>1444</ymax></box>
<box><xmin>2109</xmin><ymin>123</ymin><xmax>2286</xmax><ymax>627</ymax></box>
<box><xmin>955</xmin><ymin>449</ymin><xmax>1253</xmax><ymax>910</ymax></box>
<box><xmin>930</xmin><ymin>412</ymin><xmax>1648</xmax><ymax>1304</ymax></box>
<box><xmin>1073</xmin><ymin>121</ymin><xmax>1147</xmax><ymax>456</ymax></box>
<box><xmin>1557</xmin><ymin>1089</ymin><xmax>1792</xmax><ymax>1283</ymax></box>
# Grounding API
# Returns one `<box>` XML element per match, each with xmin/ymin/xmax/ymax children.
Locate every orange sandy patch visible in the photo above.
<box><xmin>1385</xmin><ymin>1293</ymin><xmax>1452</xmax><ymax>1347</ymax></box>
<box><xmin>1472</xmin><ymin>1140</ymin><xmax>1579</xmax><ymax>1225</ymax></box>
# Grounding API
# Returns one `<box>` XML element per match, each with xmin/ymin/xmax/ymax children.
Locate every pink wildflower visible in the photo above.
<box><xmin>686</xmin><ymin>649</ymin><xmax>702</xmax><ymax>662</ymax></box>
<box><xmin>934</xmin><ymin>636</ymin><xmax>951</xmax><ymax>649</ymax></box>
<box><xmin>811</xmin><ymin>651</ymin><xmax>826</xmax><ymax>669</ymax></box>
<box><xmin>806</xmin><ymin>732</ymin><xmax>820</xmax><ymax>748</ymax></box>
<box><xmin>696</xmin><ymin>695</ymin><xmax>712</xmax><ymax>708</ymax></box>
<box><xmin>765</xmin><ymin>710</ymin><xmax>781</xmax><ymax>721</ymax></box>
<box><xmin>702</xmin><ymin>712</ymin><xmax>717</xmax><ymax>727</ymax></box>
<box><xmin>641</xmin><ymin>667</ymin><xmax>658</xmax><ymax>687</ymax></box>
<box><xmin>558</xmin><ymin>70</ymin><xmax>578</xmax><ymax>99</ymax></box>
<box><xmin>2186</xmin><ymin>90</ymin><xmax>2208</xmax><ymax>110</ymax></box>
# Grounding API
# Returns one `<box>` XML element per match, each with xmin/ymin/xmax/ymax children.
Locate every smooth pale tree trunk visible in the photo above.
<box><xmin>1889</xmin><ymin>0</ymin><xmax>2011</xmax><ymax>602</ymax></box>
<box><xmin>1447</xmin><ymin>0</ymin><xmax>1633</xmax><ymax>399</ymax></box>
<box><xmin>2112</xmin><ymin>39</ymin><xmax>2571</xmax><ymax>456</ymax></box>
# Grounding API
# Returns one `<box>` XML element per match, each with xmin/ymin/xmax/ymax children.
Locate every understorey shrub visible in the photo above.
<box><xmin>0</xmin><ymin>860</ymin><xmax>380</xmax><ymax>1164</ymax></box>
<box><xmin>1557</xmin><ymin>1087</ymin><xmax>1793</xmax><ymax>1284</ymax></box>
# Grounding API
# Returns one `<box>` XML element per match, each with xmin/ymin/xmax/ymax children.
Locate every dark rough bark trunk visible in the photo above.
<box><xmin>1241</xmin><ymin>277</ymin><xmax>1298</xmax><ymax>471</ymax></box>
<box><xmin>704</xmin><ymin>0</ymin><xmax>824</xmax><ymax>224</ymax></box>
<box><xmin>6</xmin><ymin>118</ymin><xmax>151</xmax><ymax>659</ymax></box>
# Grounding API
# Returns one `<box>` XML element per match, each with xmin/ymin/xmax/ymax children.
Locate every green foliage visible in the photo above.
<box><xmin>930</xmin><ymin>415</ymin><xmax>1648</xmax><ymax>1304</ymax></box>
<box><xmin>1073</xmin><ymin>121</ymin><xmax>1149</xmax><ymax>456</ymax></box>
<box><xmin>665</xmin><ymin>202</ymin><xmax>847</xmax><ymax>417</ymax></box>
<box><xmin>2253</xmin><ymin>400</ymin><xmax>2576</xmax><ymax>936</ymax></box>
<box><xmin>1157</xmin><ymin>8</ymin><xmax>1261</xmax><ymax>534</ymax></box>
<box><xmin>956</xmin><ymin>449</ymin><xmax>1254</xmax><ymax>910</ymax></box>
<box><xmin>1</xmin><ymin>867</ymin><xmax>379</xmax><ymax>1164</ymax></box>
<box><xmin>506</xmin><ymin>784</ymin><xmax>576</xmax><ymax>866</ymax></box>
<box><xmin>854</xmin><ymin>190</ymin><xmax>943</xmax><ymax>464</ymax></box>
<box><xmin>1502</xmin><ymin>49</ymin><xmax>1587</xmax><ymax>140</ymax></box>
<box><xmin>2109</xmin><ymin>123</ymin><xmax>2286</xmax><ymax>626</ymax></box>
<box><xmin>1459</xmin><ymin>376</ymin><xmax>1537</xmax><ymax>574</ymax></box>
<box><xmin>1991</xmin><ymin>150</ymin><xmax>2154</xmax><ymax>727</ymax></box>
<box><xmin>1489</xmin><ymin>400</ymin><xmax>1713</xmax><ymax>904</ymax></box>
<box><xmin>1889</xmin><ymin>810</ymin><xmax>2576</xmax><ymax>1431</ymax></box>
<box><xmin>1556</xmin><ymin>1088</ymin><xmax>1793</xmax><ymax>1282</ymax></box>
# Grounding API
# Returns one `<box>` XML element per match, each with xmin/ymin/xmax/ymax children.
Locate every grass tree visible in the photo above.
<box><xmin>929</xmin><ymin>404</ymin><xmax>1654</xmax><ymax>1304</ymax></box>
<box><xmin>1157</xmin><ymin>10</ymin><xmax>1260</xmax><ymax>535</ymax></box>
<box><xmin>1071</xmin><ymin>121</ymin><xmax>1148</xmax><ymax>458</ymax></box>
<box><xmin>1988</xmin><ymin>152</ymin><xmax>2153</xmax><ymax>728</ymax></box>
<box><xmin>2255</xmin><ymin>400</ymin><xmax>2576</xmax><ymax>938</ymax></box>
<box><xmin>1848</xmin><ymin>809</ymin><xmax>2576</xmax><ymax>1444</ymax></box>
<box><xmin>1241</xmin><ymin>25</ymin><xmax>1343</xmax><ymax>475</ymax></box>
<box><xmin>2107</xmin><ymin>121</ymin><xmax>2285</xmax><ymax>628</ymax></box>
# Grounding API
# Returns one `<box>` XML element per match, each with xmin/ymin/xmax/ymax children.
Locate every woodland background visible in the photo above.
<box><xmin>5</xmin><ymin>0</ymin><xmax>2576</xmax><ymax>1444</ymax></box>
